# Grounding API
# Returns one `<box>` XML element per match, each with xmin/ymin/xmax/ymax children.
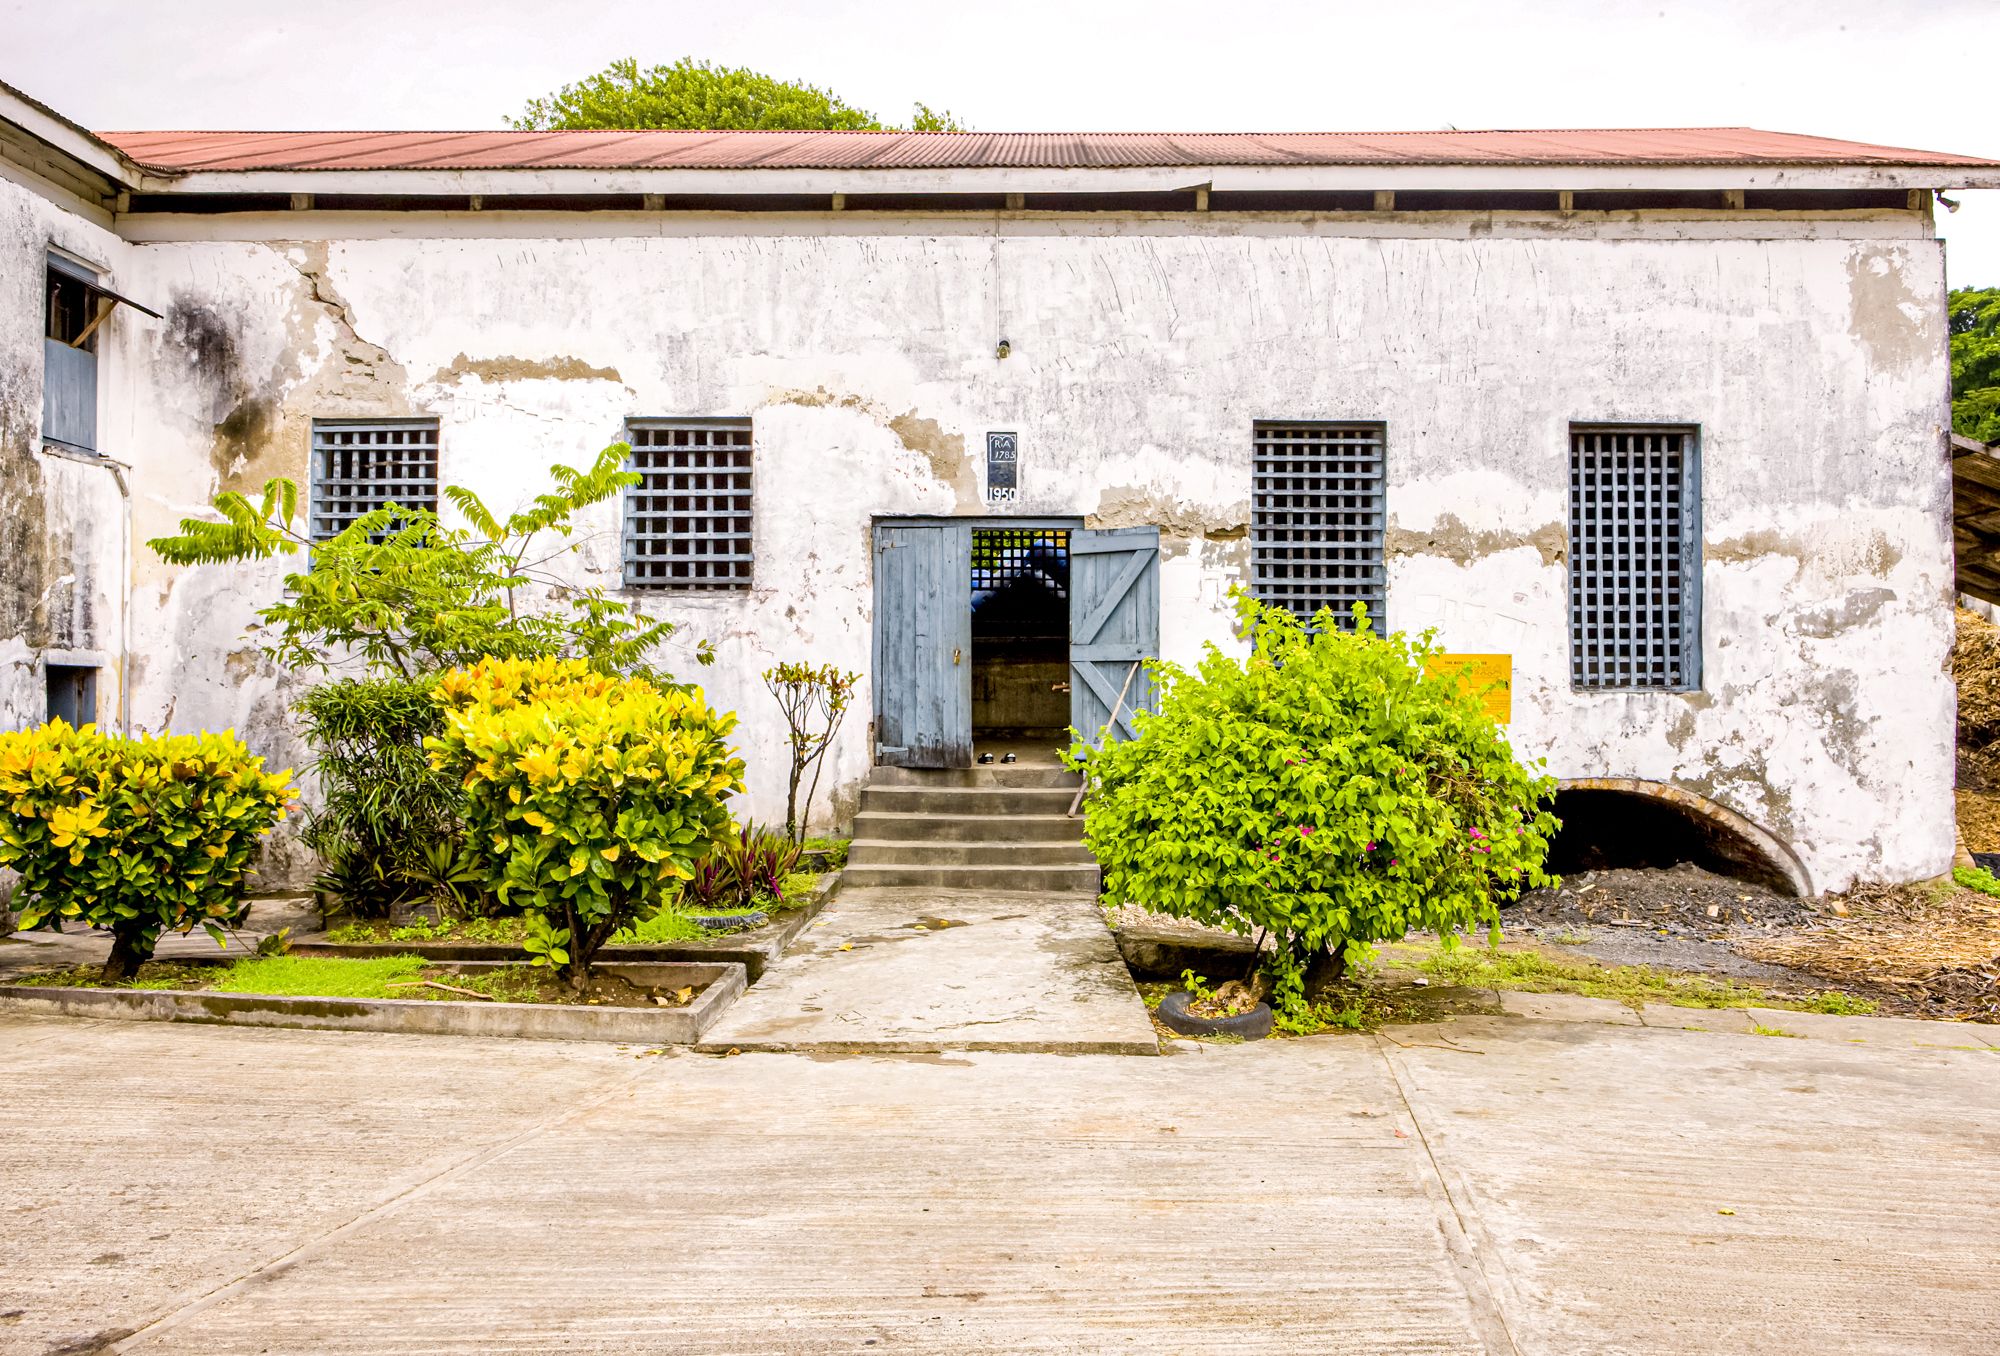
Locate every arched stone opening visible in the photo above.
<box><xmin>1548</xmin><ymin>778</ymin><xmax>1812</xmax><ymax>898</ymax></box>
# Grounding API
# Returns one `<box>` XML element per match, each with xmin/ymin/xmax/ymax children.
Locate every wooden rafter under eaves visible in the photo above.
<box><xmin>1952</xmin><ymin>432</ymin><xmax>2000</xmax><ymax>605</ymax></box>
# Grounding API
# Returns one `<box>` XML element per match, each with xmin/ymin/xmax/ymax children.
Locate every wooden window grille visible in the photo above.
<box><xmin>309</xmin><ymin>420</ymin><xmax>440</xmax><ymax>542</ymax></box>
<box><xmin>1251</xmin><ymin>422</ymin><xmax>1387</xmax><ymax>629</ymax></box>
<box><xmin>1568</xmin><ymin>426</ymin><xmax>1701</xmax><ymax>690</ymax></box>
<box><xmin>624</xmin><ymin>419</ymin><xmax>754</xmax><ymax>589</ymax></box>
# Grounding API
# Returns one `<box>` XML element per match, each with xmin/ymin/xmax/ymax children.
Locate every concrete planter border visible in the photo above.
<box><xmin>287</xmin><ymin>871</ymin><xmax>839</xmax><ymax>980</ymax></box>
<box><xmin>0</xmin><ymin>960</ymin><xmax>746</xmax><ymax>1044</ymax></box>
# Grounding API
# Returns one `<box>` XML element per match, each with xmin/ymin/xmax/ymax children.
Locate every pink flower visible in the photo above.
<box><xmin>1298</xmin><ymin>825</ymin><xmax>1313</xmax><ymax>836</ymax></box>
<box><xmin>1365</xmin><ymin>841</ymin><xmax>1376</xmax><ymax>851</ymax></box>
<box><xmin>1391</xmin><ymin>859</ymin><xmax>1400</xmax><ymax>867</ymax></box>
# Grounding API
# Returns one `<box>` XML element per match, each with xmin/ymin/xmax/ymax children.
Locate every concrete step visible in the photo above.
<box><xmin>858</xmin><ymin>784</ymin><xmax>1081</xmax><ymax>816</ymax></box>
<box><xmin>839</xmin><ymin>862</ymin><xmax>1102</xmax><ymax>893</ymax></box>
<box><xmin>847</xmin><ymin>840</ymin><xmax>1097</xmax><ymax>868</ymax></box>
<box><xmin>869</xmin><ymin>764</ymin><xmax>1080</xmax><ymax>790</ymax></box>
<box><xmin>850</xmin><ymin>810</ymin><xmax>1087</xmax><ymax>844</ymax></box>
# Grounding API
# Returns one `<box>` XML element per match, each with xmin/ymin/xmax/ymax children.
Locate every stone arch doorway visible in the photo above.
<box><xmin>1548</xmin><ymin>777</ymin><xmax>1812</xmax><ymax>897</ymax></box>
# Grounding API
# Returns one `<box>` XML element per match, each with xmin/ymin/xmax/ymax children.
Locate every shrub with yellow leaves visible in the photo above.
<box><xmin>0</xmin><ymin>721</ymin><xmax>296</xmax><ymax>982</ymax></box>
<box><xmin>428</xmin><ymin>657</ymin><xmax>745</xmax><ymax>990</ymax></box>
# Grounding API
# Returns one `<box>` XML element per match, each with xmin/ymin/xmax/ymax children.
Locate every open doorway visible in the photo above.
<box><xmin>971</xmin><ymin>527</ymin><xmax>1070</xmax><ymax>764</ymax></box>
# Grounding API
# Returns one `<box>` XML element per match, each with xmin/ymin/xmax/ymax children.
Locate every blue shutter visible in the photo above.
<box><xmin>1069</xmin><ymin>527</ymin><xmax>1160</xmax><ymax>744</ymax></box>
<box><xmin>873</xmin><ymin>523</ymin><xmax>973</xmax><ymax>768</ymax></box>
<box><xmin>42</xmin><ymin>339</ymin><xmax>97</xmax><ymax>452</ymax></box>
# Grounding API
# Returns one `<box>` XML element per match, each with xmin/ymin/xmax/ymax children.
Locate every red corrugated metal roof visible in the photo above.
<box><xmin>96</xmin><ymin>127</ymin><xmax>2000</xmax><ymax>174</ymax></box>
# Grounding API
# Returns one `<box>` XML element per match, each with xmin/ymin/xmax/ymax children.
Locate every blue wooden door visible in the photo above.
<box><xmin>873</xmin><ymin>523</ymin><xmax>973</xmax><ymax>768</ymax></box>
<box><xmin>1069</xmin><ymin>527</ymin><xmax>1160</xmax><ymax>744</ymax></box>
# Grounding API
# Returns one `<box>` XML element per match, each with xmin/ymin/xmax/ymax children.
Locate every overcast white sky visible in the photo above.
<box><xmin>4</xmin><ymin>0</ymin><xmax>1995</xmax><ymax>285</ymax></box>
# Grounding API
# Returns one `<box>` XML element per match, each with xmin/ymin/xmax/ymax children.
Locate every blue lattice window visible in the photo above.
<box><xmin>1251</xmin><ymin>422</ymin><xmax>1387</xmax><ymax>630</ymax></box>
<box><xmin>1569</xmin><ymin>426</ymin><xmax>1701</xmax><ymax>690</ymax></box>
<box><xmin>309</xmin><ymin>420</ymin><xmax>439</xmax><ymax>542</ymax></box>
<box><xmin>624</xmin><ymin>419</ymin><xmax>754</xmax><ymax>589</ymax></box>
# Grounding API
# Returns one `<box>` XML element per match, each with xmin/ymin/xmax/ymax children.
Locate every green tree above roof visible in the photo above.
<box><xmin>1953</xmin><ymin>287</ymin><xmax>2000</xmax><ymax>445</ymax></box>
<box><xmin>509</xmin><ymin>58</ymin><xmax>964</xmax><ymax>133</ymax></box>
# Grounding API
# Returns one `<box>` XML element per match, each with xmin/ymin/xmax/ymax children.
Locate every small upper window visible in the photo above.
<box><xmin>41</xmin><ymin>254</ymin><xmax>160</xmax><ymax>456</ymax></box>
<box><xmin>46</xmin><ymin>663</ymin><xmax>98</xmax><ymax>728</ymax></box>
<box><xmin>1568</xmin><ymin>425</ymin><xmax>1701</xmax><ymax>690</ymax></box>
<box><xmin>623</xmin><ymin>419</ymin><xmax>754</xmax><ymax>590</ymax></box>
<box><xmin>43</xmin><ymin>256</ymin><xmax>106</xmax><ymax>452</ymax></box>
<box><xmin>1250</xmin><ymin>422</ymin><xmax>1387</xmax><ymax>630</ymax></box>
<box><xmin>309</xmin><ymin>419</ymin><xmax>441</xmax><ymax>541</ymax></box>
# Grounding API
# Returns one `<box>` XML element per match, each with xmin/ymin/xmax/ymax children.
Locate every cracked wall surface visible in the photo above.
<box><xmin>2</xmin><ymin>196</ymin><xmax>1958</xmax><ymax>892</ymax></box>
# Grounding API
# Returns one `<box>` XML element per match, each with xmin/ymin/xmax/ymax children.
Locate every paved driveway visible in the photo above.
<box><xmin>1</xmin><ymin>1012</ymin><xmax>1995</xmax><ymax>1354</ymax></box>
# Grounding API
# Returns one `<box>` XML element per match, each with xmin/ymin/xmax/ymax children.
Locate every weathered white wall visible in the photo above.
<box><xmin>0</xmin><ymin>169</ymin><xmax>131</xmax><ymax>735</ymax></box>
<box><xmin>61</xmin><ymin>209</ymin><xmax>1955</xmax><ymax>893</ymax></box>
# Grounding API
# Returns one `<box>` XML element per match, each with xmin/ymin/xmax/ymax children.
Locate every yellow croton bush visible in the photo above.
<box><xmin>427</xmin><ymin>657</ymin><xmax>745</xmax><ymax>987</ymax></box>
<box><xmin>0</xmin><ymin>722</ymin><xmax>295</xmax><ymax>981</ymax></box>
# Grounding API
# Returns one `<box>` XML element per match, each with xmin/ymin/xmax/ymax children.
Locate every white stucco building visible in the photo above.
<box><xmin>4</xmin><ymin>80</ymin><xmax>1997</xmax><ymax>894</ymax></box>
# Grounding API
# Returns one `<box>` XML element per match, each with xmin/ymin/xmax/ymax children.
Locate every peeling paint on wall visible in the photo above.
<box><xmin>1846</xmin><ymin>245</ymin><xmax>1938</xmax><ymax>375</ymax></box>
<box><xmin>1387</xmin><ymin>512</ymin><xmax>1567</xmax><ymax>568</ymax></box>
<box><xmin>428</xmin><ymin>352</ymin><xmax>623</xmax><ymax>385</ymax></box>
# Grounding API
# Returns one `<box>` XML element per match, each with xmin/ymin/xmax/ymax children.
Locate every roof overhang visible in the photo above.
<box><xmin>127</xmin><ymin>160</ymin><xmax>2000</xmax><ymax>199</ymax></box>
<box><xmin>0</xmin><ymin>81</ymin><xmax>141</xmax><ymax>206</ymax></box>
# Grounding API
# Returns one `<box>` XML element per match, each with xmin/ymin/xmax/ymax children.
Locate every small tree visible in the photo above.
<box><xmin>1070</xmin><ymin>594</ymin><xmax>1559</xmax><ymax>1023</ymax></box>
<box><xmin>148</xmin><ymin>442</ymin><xmax>701</xmax><ymax>679</ymax></box>
<box><xmin>150</xmin><ymin>444</ymin><xmax>709</xmax><ymax>914</ymax></box>
<box><xmin>763</xmin><ymin>661</ymin><xmax>859</xmax><ymax>844</ymax></box>
<box><xmin>427</xmin><ymin>658</ymin><xmax>744</xmax><ymax>991</ymax></box>
<box><xmin>0</xmin><ymin>723</ymin><xmax>296</xmax><ymax>982</ymax></box>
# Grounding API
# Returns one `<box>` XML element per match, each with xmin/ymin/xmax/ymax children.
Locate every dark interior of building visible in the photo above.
<box><xmin>1544</xmin><ymin>787</ymin><xmax>1799</xmax><ymax>895</ymax></box>
<box><xmin>971</xmin><ymin>528</ymin><xmax>1070</xmax><ymax>754</ymax></box>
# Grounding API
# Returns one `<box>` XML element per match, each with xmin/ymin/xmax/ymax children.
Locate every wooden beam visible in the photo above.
<box><xmin>69</xmin><ymin>294</ymin><xmax>113</xmax><ymax>348</ymax></box>
<box><xmin>1373</xmin><ymin>190</ymin><xmax>1395</xmax><ymax>212</ymax></box>
<box><xmin>289</xmin><ymin>192</ymin><xmax>313</xmax><ymax>211</ymax></box>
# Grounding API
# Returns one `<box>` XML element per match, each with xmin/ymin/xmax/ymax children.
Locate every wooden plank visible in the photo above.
<box><xmin>872</xmin><ymin>524</ymin><xmax>971</xmax><ymax>768</ymax></box>
<box><xmin>1069</xmin><ymin>527</ymin><xmax>1159</xmax><ymax>746</ymax></box>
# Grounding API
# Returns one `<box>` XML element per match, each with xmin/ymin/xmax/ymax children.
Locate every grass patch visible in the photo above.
<box><xmin>801</xmin><ymin>837</ymin><xmax>849</xmax><ymax>869</ymax></box>
<box><xmin>214</xmin><ymin>954</ymin><xmax>427</xmax><ymax>997</ymax></box>
<box><xmin>1402</xmin><ymin>939</ymin><xmax>1876</xmax><ymax>1015</ymax></box>
<box><xmin>325</xmin><ymin>916</ymin><xmax>526</xmax><ymax>945</ymax></box>
<box><xmin>1952</xmin><ymin>864</ymin><xmax>2000</xmax><ymax>900</ymax></box>
<box><xmin>1797</xmin><ymin>990</ymin><xmax>1879</xmax><ymax>1015</ymax></box>
<box><xmin>1751</xmin><ymin>1022</ymin><xmax>1803</xmax><ymax>1038</ymax></box>
<box><xmin>10</xmin><ymin>961</ymin><xmax>214</xmax><ymax>991</ymax></box>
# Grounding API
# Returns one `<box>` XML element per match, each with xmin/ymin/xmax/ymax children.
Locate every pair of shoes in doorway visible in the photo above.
<box><xmin>977</xmin><ymin>752</ymin><xmax>1019</xmax><ymax>765</ymax></box>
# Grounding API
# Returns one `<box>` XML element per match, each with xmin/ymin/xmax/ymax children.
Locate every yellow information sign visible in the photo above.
<box><xmin>1425</xmin><ymin>653</ymin><xmax>1512</xmax><ymax>724</ymax></box>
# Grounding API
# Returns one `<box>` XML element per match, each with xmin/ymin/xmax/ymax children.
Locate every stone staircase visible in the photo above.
<box><xmin>844</xmin><ymin>764</ymin><xmax>1099</xmax><ymax>893</ymax></box>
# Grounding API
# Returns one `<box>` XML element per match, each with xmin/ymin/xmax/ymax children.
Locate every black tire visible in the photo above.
<box><xmin>1156</xmin><ymin>990</ymin><xmax>1273</xmax><ymax>1040</ymax></box>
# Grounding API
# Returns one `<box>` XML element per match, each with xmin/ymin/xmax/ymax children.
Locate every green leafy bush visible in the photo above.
<box><xmin>0</xmin><ymin>722</ymin><xmax>296</xmax><ymax>981</ymax></box>
<box><xmin>296</xmin><ymin>676</ymin><xmax>465</xmax><ymax>918</ymax></box>
<box><xmin>427</xmin><ymin>657</ymin><xmax>744</xmax><ymax>990</ymax></box>
<box><xmin>1070</xmin><ymin>595</ymin><xmax>1559</xmax><ymax>1023</ymax></box>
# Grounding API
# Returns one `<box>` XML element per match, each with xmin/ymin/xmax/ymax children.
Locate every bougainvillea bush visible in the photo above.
<box><xmin>1069</xmin><ymin>594</ymin><xmax>1559</xmax><ymax>1024</ymax></box>
<box><xmin>427</xmin><ymin>657</ymin><xmax>744</xmax><ymax>990</ymax></box>
<box><xmin>0</xmin><ymin>723</ymin><xmax>296</xmax><ymax>982</ymax></box>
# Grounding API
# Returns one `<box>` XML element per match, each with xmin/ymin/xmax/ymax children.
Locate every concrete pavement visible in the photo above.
<box><xmin>2</xmin><ymin>1010</ymin><xmax>1996</xmax><ymax>1354</ymax></box>
<box><xmin>699</xmin><ymin>886</ymin><xmax>1160</xmax><ymax>1055</ymax></box>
